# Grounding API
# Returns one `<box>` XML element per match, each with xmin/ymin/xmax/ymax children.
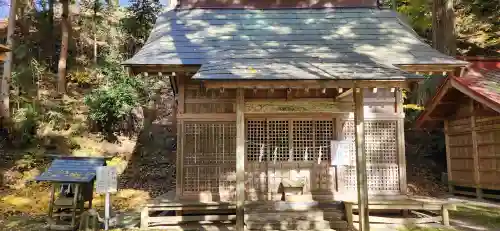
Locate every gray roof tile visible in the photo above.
<box><xmin>124</xmin><ymin>8</ymin><xmax>466</xmax><ymax>80</ymax></box>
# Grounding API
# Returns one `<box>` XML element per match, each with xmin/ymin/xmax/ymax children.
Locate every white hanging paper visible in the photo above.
<box><xmin>304</xmin><ymin>147</ymin><xmax>309</xmax><ymax>161</ymax></box>
<box><xmin>258</xmin><ymin>144</ymin><xmax>265</xmax><ymax>162</ymax></box>
<box><xmin>318</xmin><ymin>147</ymin><xmax>322</xmax><ymax>164</ymax></box>
<box><xmin>331</xmin><ymin>140</ymin><xmax>351</xmax><ymax>166</ymax></box>
<box><xmin>273</xmin><ymin>147</ymin><xmax>278</xmax><ymax>164</ymax></box>
<box><xmin>288</xmin><ymin>148</ymin><xmax>294</xmax><ymax>162</ymax></box>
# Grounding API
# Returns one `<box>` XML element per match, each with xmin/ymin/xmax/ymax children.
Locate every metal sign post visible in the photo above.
<box><xmin>96</xmin><ymin>166</ymin><xmax>117</xmax><ymax>230</ymax></box>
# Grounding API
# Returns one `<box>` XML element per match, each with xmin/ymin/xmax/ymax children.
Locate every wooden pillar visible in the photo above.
<box><xmin>395</xmin><ymin>88</ymin><xmax>407</xmax><ymax>194</ymax></box>
<box><xmin>176</xmin><ymin>76</ymin><xmax>185</xmax><ymax>200</ymax></box>
<box><xmin>354</xmin><ymin>88</ymin><xmax>369</xmax><ymax>231</ymax></box>
<box><xmin>71</xmin><ymin>184</ymin><xmax>80</xmax><ymax>228</ymax></box>
<box><xmin>47</xmin><ymin>183</ymin><xmax>56</xmax><ymax>227</ymax></box>
<box><xmin>235</xmin><ymin>88</ymin><xmax>245</xmax><ymax>231</ymax></box>
<box><xmin>444</xmin><ymin>120</ymin><xmax>453</xmax><ymax>193</ymax></box>
<box><xmin>176</xmin><ymin>120</ymin><xmax>184</xmax><ymax>199</ymax></box>
<box><xmin>470</xmin><ymin>99</ymin><xmax>482</xmax><ymax>198</ymax></box>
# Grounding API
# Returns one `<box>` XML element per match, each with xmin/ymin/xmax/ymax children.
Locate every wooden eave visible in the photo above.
<box><xmin>396</xmin><ymin>64</ymin><xmax>465</xmax><ymax>73</ymax></box>
<box><xmin>201</xmin><ymin>79</ymin><xmax>418</xmax><ymax>89</ymax></box>
<box><xmin>126</xmin><ymin>62</ymin><xmax>467</xmax><ymax>95</ymax></box>
<box><xmin>126</xmin><ymin>64</ymin><xmax>201</xmax><ymax>76</ymax></box>
<box><xmin>416</xmin><ymin>77</ymin><xmax>500</xmax><ymax>128</ymax></box>
<box><xmin>451</xmin><ymin>79</ymin><xmax>500</xmax><ymax>114</ymax></box>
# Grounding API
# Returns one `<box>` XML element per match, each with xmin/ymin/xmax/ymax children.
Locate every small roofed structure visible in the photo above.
<box><xmin>124</xmin><ymin>2</ymin><xmax>467</xmax><ymax>230</ymax></box>
<box><xmin>36</xmin><ymin>157</ymin><xmax>106</xmax><ymax>230</ymax></box>
<box><xmin>416</xmin><ymin>57</ymin><xmax>500</xmax><ymax>200</ymax></box>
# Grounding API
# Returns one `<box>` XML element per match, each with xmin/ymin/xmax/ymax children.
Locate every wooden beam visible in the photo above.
<box><xmin>235</xmin><ymin>88</ymin><xmax>245</xmax><ymax>231</ymax></box>
<box><xmin>396</xmin><ymin>89</ymin><xmax>407</xmax><ymax>195</ymax></box>
<box><xmin>353</xmin><ymin>87</ymin><xmax>369</xmax><ymax>231</ymax></box>
<box><xmin>245</xmin><ymin>100</ymin><xmax>353</xmax><ymax>113</ymax></box>
<box><xmin>444</xmin><ymin>120</ymin><xmax>453</xmax><ymax>193</ymax></box>
<box><xmin>396</xmin><ymin>64</ymin><xmax>464</xmax><ymax>73</ymax></box>
<box><xmin>336</xmin><ymin>88</ymin><xmax>353</xmax><ymax>100</ymax></box>
<box><xmin>127</xmin><ymin>64</ymin><xmax>200</xmax><ymax>75</ymax></box>
<box><xmin>438</xmin><ymin>101</ymin><xmax>458</xmax><ymax>105</ymax></box>
<box><xmin>203</xmin><ymin>80</ymin><xmax>411</xmax><ymax>89</ymax></box>
<box><xmin>178</xmin><ymin>76</ymin><xmax>185</xmax><ymax>114</ymax></box>
<box><xmin>245</xmin><ymin>113</ymin><xmax>337</xmax><ymax>120</ymax></box>
<box><xmin>442</xmin><ymin>206</ymin><xmax>450</xmax><ymax>226</ymax></box>
<box><xmin>345</xmin><ymin>202</ymin><xmax>353</xmax><ymax>229</ymax></box>
<box><xmin>470</xmin><ymin>99</ymin><xmax>482</xmax><ymax>199</ymax></box>
<box><xmin>415</xmin><ymin>79</ymin><xmax>453</xmax><ymax>128</ymax></box>
<box><xmin>352</xmin><ymin>214</ymin><xmax>442</xmax><ymax>224</ymax></box>
<box><xmin>140</xmin><ymin>206</ymin><xmax>149</xmax><ymax>229</ymax></box>
<box><xmin>177</xmin><ymin>113</ymin><xmax>236</xmax><ymax>121</ymax></box>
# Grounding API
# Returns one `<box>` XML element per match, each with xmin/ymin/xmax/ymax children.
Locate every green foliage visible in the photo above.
<box><xmin>394</xmin><ymin>0</ymin><xmax>499</xmax><ymax>55</ymax></box>
<box><xmin>69</xmin><ymin>68</ymin><xmax>97</xmax><ymax>87</ymax></box>
<box><xmin>121</xmin><ymin>0</ymin><xmax>161</xmax><ymax>57</ymax></box>
<box><xmin>397</xmin><ymin>0</ymin><xmax>432</xmax><ymax>36</ymax></box>
<box><xmin>84</xmin><ymin>65</ymin><xmax>144</xmax><ymax>137</ymax></box>
<box><xmin>11</xmin><ymin>104</ymin><xmax>39</xmax><ymax>146</ymax></box>
<box><xmin>455</xmin><ymin>0</ymin><xmax>500</xmax><ymax>55</ymax></box>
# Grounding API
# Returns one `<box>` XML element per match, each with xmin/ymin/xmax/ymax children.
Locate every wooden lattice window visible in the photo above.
<box><xmin>182</xmin><ymin>122</ymin><xmax>236</xmax><ymax>193</ymax></box>
<box><xmin>344</xmin><ymin>166</ymin><xmax>400</xmax><ymax>192</ymax></box>
<box><xmin>341</xmin><ymin>120</ymin><xmax>400</xmax><ymax>193</ymax></box>
<box><xmin>246</xmin><ymin>119</ymin><xmax>334</xmax><ymax>162</ymax></box>
<box><xmin>342</xmin><ymin>120</ymin><xmax>397</xmax><ymax>164</ymax></box>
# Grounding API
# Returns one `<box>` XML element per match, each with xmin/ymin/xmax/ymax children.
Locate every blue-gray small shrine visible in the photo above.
<box><xmin>36</xmin><ymin>157</ymin><xmax>106</xmax><ymax>231</ymax></box>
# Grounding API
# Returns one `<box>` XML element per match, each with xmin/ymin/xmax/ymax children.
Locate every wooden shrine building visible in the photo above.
<box><xmin>417</xmin><ymin>57</ymin><xmax>500</xmax><ymax>200</ymax></box>
<box><xmin>123</xmin><ymin>0</ymin><xmax>467</xmax><ymax>230</ymax></box>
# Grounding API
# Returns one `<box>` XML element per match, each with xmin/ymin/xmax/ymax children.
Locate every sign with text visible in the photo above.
<box><xmin>96</xmin><ymin>166</ymin><xmax>118</xmax><ymax>194</ymax></box>
<box><xmin>331</xmin><ymin>140</ymin><xmax>351</xmax><ymax>166</ymax></box>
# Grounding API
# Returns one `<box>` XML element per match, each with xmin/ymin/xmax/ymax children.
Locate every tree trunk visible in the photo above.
<box><xmin>57</xmin><ymin>0</ymin><xmax>70</xmax><ymax>94</ymax></box>
<box><xmin>0</xmin><ymin>0</ymin><xmax>17</xmax><ymax>120</ymax></box>
<box><xmin>92</xmin><ymin>0</ymin><xmax>98</xmax><ymax>64</ymax></box>
<box><xmin>47</xmin><ymin>0</ymin><xmax>54</xmax><ymax>68</ymax></box>
<box><xmin>432</xmin><ymin>0</ymin><xmax>456</xmax><ymax>55</ymax></box>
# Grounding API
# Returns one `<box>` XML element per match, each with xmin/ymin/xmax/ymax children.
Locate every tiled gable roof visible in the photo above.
<box><xmin>454</xmin><ymin>69</ymin><xmax>500</xmax><ymax>109</ymax></box>
<box><xmin>124</xmin><ymin>8</ymin><xmax>466</xmax><ymax>80</ymax></box>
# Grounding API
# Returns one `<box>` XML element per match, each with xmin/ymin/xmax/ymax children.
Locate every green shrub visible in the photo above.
<box><xmin>69</xmin><ymin>69</ymin><xmax>96</xmax><ymax>87</ymax></box>
<box><xmin>12</xmin><ymin>104</ymin><xmax>39</xmax><ymax>146</ymax></box>
<box><xmin>84</xmin><ymin>66</ymin><xmax>143</xmax><ymax>137</ymax></box>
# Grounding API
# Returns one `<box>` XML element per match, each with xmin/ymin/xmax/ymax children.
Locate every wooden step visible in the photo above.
<box><xmin>246</xmin><ymin>211</ymin><xmax>326</xmax><ymax>221</ymax></box>
<box><xmin>245</xmin><ymin>220</ymin><xmax>334</xmax><ymax>230</ymax></box>
<box><xmin>245</xmin><ymin>201</ymin><xmax>343</xmax><ymax>211</ymax></box>
<box><xmin>246</xmin><ymin>229</ymin><xmax>337</xmax><ymax>231</ymax></box>
<box><xmin>148</xmin><ymin>215</ymin><xmax>236</xmax><ymax>225</ymax></box>
<box><xmin>146</xmin><ymin>223</ymin><xmax>235</xmax><ymax>231</ymax></box>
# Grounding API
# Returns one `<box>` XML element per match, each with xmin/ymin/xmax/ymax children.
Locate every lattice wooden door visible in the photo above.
<box><xmin>340</xmin><ymin>120</ymin><xmax>400</xmax><ymax>194</ymax></box>
<box><xmin>182</xmin><ymin>122</ymin><xmax>236</xmax><ymax>201</ymax></box>
<box><xmin>246</xmin><ymin>119</ymin><xmax>336</xmax><ymax>201</ymax></box>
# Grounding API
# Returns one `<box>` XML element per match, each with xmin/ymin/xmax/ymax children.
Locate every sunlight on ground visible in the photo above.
<box><xmin>451</xmin><ymin>203</ymin><xmax>500</xmax><ymax>230</ymax></box>
<box><xmin>92</xmin><ymin>189</ymin><xmax>150</xmax><ymax>212</ymax></box>
<box><xmin>0</xmin><ymin>183</ymin><xmax>51</xmax><ymax>216</ymax></box>
<box><xmin>398</xmin><ymin>227</ymin><xmax>455</xmax><ymax>231</ymax></box>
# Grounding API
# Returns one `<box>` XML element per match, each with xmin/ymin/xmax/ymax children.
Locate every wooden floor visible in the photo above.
<box><xmin>141</xmin><ymin>198</ymin><xmax>349</xmax><ymax>230</ymax></box>
<box><xmin>141</xmin><ymin>193</ymin><xmax>455</xmax><ymax>230</ymax></box>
